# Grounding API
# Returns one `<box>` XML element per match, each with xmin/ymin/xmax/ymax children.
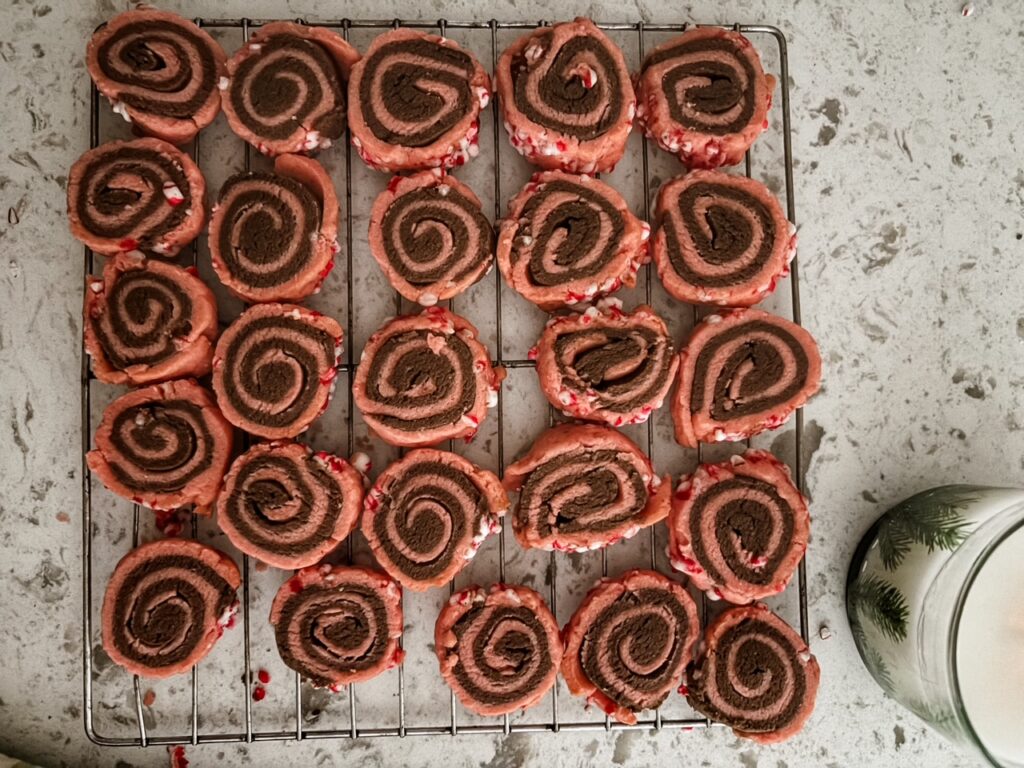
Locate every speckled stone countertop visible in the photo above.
<box><xmin>1</xmin><ymin>0</ymin><xmax>1020</xmax><ymax>766</ymax></box>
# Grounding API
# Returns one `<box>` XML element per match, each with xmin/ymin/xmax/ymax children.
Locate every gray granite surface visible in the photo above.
<box><xmin>0</xmin><ymin>0</ymin><xmax>1020</xmax><ymax>765</ymax></box>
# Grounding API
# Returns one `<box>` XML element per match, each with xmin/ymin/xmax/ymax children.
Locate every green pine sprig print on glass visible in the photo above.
<box><xmin>876</xmin><ymin>485</ymin><xmax>976</xmax><ymax>571</ymax></box>
<box><xmin>848</xmin><ymin>573</ymin><xmax>910</xmax><ymax>643</ymax></box>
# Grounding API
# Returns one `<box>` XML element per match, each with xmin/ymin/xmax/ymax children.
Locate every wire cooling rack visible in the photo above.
<box><xmin>81</xmin><ymin>17</ymin><xmax>807</xmax><ymax>746</ymax></box>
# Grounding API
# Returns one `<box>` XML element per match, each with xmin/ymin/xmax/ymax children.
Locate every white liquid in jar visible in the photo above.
<box><xmin>956</xmin><ymin>524</ymin><xmax>1024</xmax><ymax>763</ymax></box>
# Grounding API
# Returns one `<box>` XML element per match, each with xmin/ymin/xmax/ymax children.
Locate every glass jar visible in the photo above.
<box><xmin>847</xmin><ymin>485</ymin><xmax>1024</xmax><ymax>767</ymax></box>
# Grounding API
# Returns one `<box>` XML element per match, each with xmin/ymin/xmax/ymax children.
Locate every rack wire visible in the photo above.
<box><xmin>81</xmin><ymin>17</ymin><xmax>806</xmax><ymax>746</ymax></box>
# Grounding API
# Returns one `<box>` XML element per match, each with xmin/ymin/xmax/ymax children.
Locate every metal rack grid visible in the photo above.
<box><xmin>81</xmin><ymin>16</ymin><xmax>806</xmax><ymax>746</ymax></box>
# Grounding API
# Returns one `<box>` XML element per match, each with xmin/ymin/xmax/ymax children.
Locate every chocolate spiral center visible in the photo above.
<box><xmin>450</xmin><ymin>604</ymin><xmax>553</xmax><ymax>705</ymax></box>
<box><xmin>275</xmin><ymin>583</ymin><xmax>390</xmax><ymax>687</ymax></box>
<box><xmin>517</xmin><ymin>449</ymin><xmax>647</xmax><ymax>538</ymax></box>
<box><xmin>553</xmin><ymin>325</ymin><xmax>673</xmax><ymax>413</ymax></box>
<box><xmin>108</xmin><ymin>400</ymin><xmax>212</xmax><ymax>492</ymax></box>
<box><xmin>230</xmin><ymin>35</ymin><xmax>346</xmax><ymax>141</ymax></box>
<box><xmin>372</xmin><ymin>460</ymin><xmax>482</xmax><ymax>581</ymax></box>
<box><xmin>364</xmin><ymin>329</ymin><xmax>475</xmax><ymax>431</ymax></box>
<box><xmin>690</xmin><ymin>320</ymin><xmax>810</xmax><ymax>419</ymax></box>
<box><xmin>219</xmin><ymin>315</ymin><xmax>336</xmax><ymax>429</ymax></box>
<box><xmin>111</xmin><ymin>554</ymin><xmax>234</xmax><ymax>668</ymax></box>
<box><xmin>381</xmin><ymin>187</ymin><xmax>492</xmax><ymax>286</ymax></box>
<box><xmin>580</xmin><ymin>588</ymin><xmax>690</xmax><ymax>710</ymax></box>
<box><xmin>93</xmin><ymin>267</ymin><xmax>194</xmax><ymax>369</ymax></box>
<box><xmin>512</xmin><ymin>33</ymin><xmax>623</xmax><ymax>140</ymax></box>
<box><xmin>96</xmin><ymin>20</ymin><xmax>218</xmax><ymax>118</ymax></box>
<box><xmin>222</xmin><ymin>453</ymin><xmax>344</xmax><ymax>557</ymax></box>
<box><xmin>75</xmin><ymin>147</ymin><xmax>191</xmax><ymax>242</ymax></box>
<box><xmin>690</xmin><ymin>477</ymin><xmax>794</xmax><ymax>585</ymax></box>
<box><xmin>515</xmin><ymin>180</ymin><xmax>623</xmax><ymax>286</ymax></box>
<box><xmin>663</xmin><ymin>182</ymin><xmax>775</xmax><ymax>288</ymax></box>
<box><xmin>359</xmin><ymin>39</ymin><xmax>474</xmax><ymax>147</ymax></box>
<box><xmin>216</xmin><ymin>173</ymin><xmax>321</xmax><ymax>289</ymax></box>
<box><xmin>643</xmin><ymin>38</ymin><xmax>756</xmax><ymax>135</ymax></box>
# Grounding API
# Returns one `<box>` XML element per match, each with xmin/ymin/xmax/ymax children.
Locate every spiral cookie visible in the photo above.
<box><xmin>653</xmin><ymin>171</ymin><xmax>796</xmax><ymax>307</ymax></box>
<box><xmin>222</xmin><ymin>22</ymin><xmax>360</xmax><ymax>156</ymax></box>
<box><xmin>68</xmin><ymin>138</ymin><xmax>206</xmax><ymax>257</ymax></box>
<box><xmin>668</xmin><ymin>450</ymin><xmax>809</xmax><ymax>604</ymax></box>
<box><xmin>87</xmin><ymin>9</ymin><xmax>227</xmax><ymax>145</ymax></box>
<box><xmin>210</xmin><ymin>154</ymin><xmax>340</xmax><ymax>303</ymax></box>
<box><xmin>672</xmin><ymin>309</ymin><xmax>821</xmax><ymax>448</ymax></box>
<box><xmin>502</xmin><ymin>424</ymin><xmax>670</xmax><ymax>552</ymax></box>
<box><xmin>687</xmin><ymin>603</ymin><xmax>819</xmax><ymax>743</ymax></box>
<box><xmin>217</xmin><ymin>442</ymin><xmax>365</xmax><ymax>570</ymax></box>
<box><xmin>363</xmin><ymin>450</ymin><xmax>507</xmax><ymax>591</ymax></box>
<box><xmin>212</xmin><ymin>303</ymin><xmax>342</xmax><ymax>440</ymax></box>
<box><xmin>436</xmin><ymin>584</ymin><xmax>562</xmax><ymax>716</ymax></box>
<box><xmin>353</xmin><ymin>308</ymin><xmax>502</xmax><ymax>447</ymax></box>
<box><xmin>495</xmin><ymin>18</ymin><xmax>635</xmax><ymax>174</ymax></box>
<box><xmin>84</xmin><ymin>253</ymin><xmax>218</xmax><ymax>386</ymax></box>
<box><xmin>533</xmin><ymin>300</ymin><xmax>677</xmax><ymax>426</ymax></box>
<box><xmin>562</xmin><ymin>570</ymin><xmax>699</xmax><ymax>724</ymax></box>
<box><xmin>497</xmin><ymin>171</ymin><xmax>650</xmax><ymax>310</ymax></box>
<box><xmin>101</xmin><ymin>539</ymin><xmax>240</xmax><ymax>678</ymax></box>
<box><xmin>348</xmin><ymin>29</ymin><xmax>490</xmax><ymax>171</ymax></box>
<box><xmin>270</xmin><ymin>565</ymin><xmax>405</xmax><ymax>688</ymax></box>
<box><xmin>368</xmin><ymin>171</ymin><xmax>494</xmax><ymax>306</ymax></box>
<box><xmin>87</xmin><ymin>379</ymin><xmax>233</xmax><ymax>513</ymax></box>
<box><xmin>637</xmin><ymin>28</ymin><xmax>776</xmax><ymax>169</ymax></box>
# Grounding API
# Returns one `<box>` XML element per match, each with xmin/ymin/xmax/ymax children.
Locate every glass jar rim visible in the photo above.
<box><xmin>948</xmin><ymin>502</ymin><xmax>1024</xmax><ymax>768</ymax></box>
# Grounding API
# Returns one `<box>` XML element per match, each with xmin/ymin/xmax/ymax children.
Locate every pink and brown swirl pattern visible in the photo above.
<box><xmin>87</xmin><ymin>379</ymin><xmax>233</xmax><ymax>513</ymax></box>
<box><xmin>87</xmin><ymin>9</ymin><xmax>227</xmax><ymax>145</ymax></box>
<box><xmin>495</xmin><ymin>18</ymin><xmax>635</xmax><ymax>174</ymax></box>
<box><xmin>687</xmin><ymin>603</ymin><xmax>819</xmax><ymax>743</ymax></box>
<box><xmin>562</xmin><ymin>570</ymin><xmax>699</xmax><ymax>724</ymax></box>
<box><xmin>637</xmin><ymin>28</ymin><xmax>775</xmax><ymax>169</ymax></box>
<box><xmin>84</xmin><ymin>253</ymin><xmax>218</xmax><ymax>386</ymax></box>
<box><xmin>363</xmin><ymin>449</ymin><xmax>507</xmax><ymax>591</ymax></box>
<box><xmin>368</xmin><ymin>171</ymin><xmax>494</xmax><ymax>306</ymax></box>
<box><xmin>672</xmin><ymin>309</ymin><xmax>821</xmax><ymax>448</ymax></box>
<box><xmin>222</xmin><ymin>22</ymin><xmax>359</xmax><ymax>156</ymax></box>
<box><xmin>653</xmin><ymin>170</ymin><xmax>796</xmax><ymax>307</ymax></box>
<box><xmin>353</xmin><ymin>308</ymin><xmax>503</xmax><ymax>447</ymax></box>
<box><xmin>435</xmin><ymin>584</ymin><xmax>561</xmax><ymax>716</ymax></box>
<box><xmin>668</xmin><ymin>450</ymin><xmax>809</xmax><ymax>604</ymax></box>
<box><xmin>217</xmin><ymin>442</ymin><xmax>365</xmax><ymax>570</ymax></box>
<box><xmin>210</xmin><ymin>154</ymin><xmax>339</xmax><ymax>303</ymax></box>
<box><xmin>270</xmin><ymin>565</ymin><xmax>405</xmax><ymax>689</ymax></box>
<box><xmin>496</xmin><ymin>171</ymin><xmax>650</xmax><ymax>311</ymax></box>
<box><xmin>101</xmin><ymin>539</ymin><xmax>240</xmax><ymax>678</ymax></box>
<box><xmin>533</xmin><ymin>300</ymin><xmax>677</xmax><ymax>426</ymax></box>
<box><xmin>212</xmin><ymin>303</ymin><xmax>343</xmax><ymax>440</ymax></box>
<box><xmin>68</xmin><ymin>138</ymin><xmax>206</xmax><ymax>257</ymax></box>
<box><xmin>348</xmin><ymin>29</ymin><xmax>490</xmax><ymax>172</ymax></box>
<box><xmin>502</xmin><ymin>424</ymin><xmax>670</xmax><ymax>552</ymax></box>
